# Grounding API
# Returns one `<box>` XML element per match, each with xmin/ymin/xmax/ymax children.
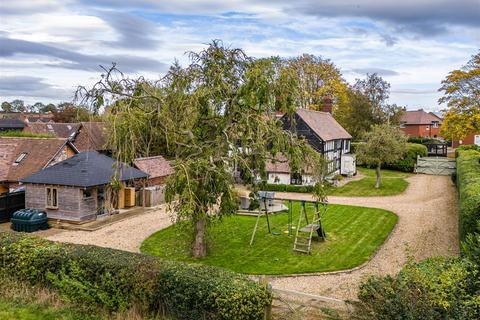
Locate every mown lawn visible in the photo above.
<box><xmin>141</xmin><ymin>202</ymin><xmax>397</xmax><ymax>275</ymax></box>
<box><xmin>328</xmin><ymin>167</ymin><xmax>412</xmax><ymax>197</ymax></box>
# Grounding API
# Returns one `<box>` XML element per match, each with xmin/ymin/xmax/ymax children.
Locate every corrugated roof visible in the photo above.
<box><xmin>0</xmin><ymin>137</ymin><xmax>68</xmax><ymax>183</ymax></box>
<box><xmin>134</xmin><ymin>155</ymin><xmax>173</xmax><ymax>179</ymax></box>
<box><xmin>400</xmin><ymin>109</ymin><xmax>443</xmax><ymax>125</ymax></box>
<box><xmin>22</xmin><ymin>151</ymin><xmax>147</xmax><ymax>187</ymax></box>
<box><xmin>295</xmin><ymin>108</ymin><xmax>352</xmax><ymax>141</ymax></box>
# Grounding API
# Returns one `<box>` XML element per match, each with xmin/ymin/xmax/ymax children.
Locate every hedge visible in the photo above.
<box><xmin>455</xmin><ymin>144</ymin><xmax>480</xmax><ymax>158</ymax></box>
<box><xmin>407</xmin><ymin>137</ymin><xmax>442</xmax><ymax>144</ymax></box>
<box><xmin>353</xmin><ymin>143</ymin><xmax>427</xmax><ymax>172</ymax></box>
<box><xmin>261</xmin><ymin>183</ymin><xmax>314</xmax><ymax>193</ymax></box>
<box><xmin>384</xmin><ymin>143</ymin><xmax>428</xmax><ymax>172</ymax></box>
<box><xmin>0</xmin><ymin>232</ymin><xmax>272</xmax><ymax>320</ymax></box>
<box><xmin>456</xmin><ymin>149</ymin><xmax>480</xmax><ymax>241</ymax></box>
<box><xmin>353</xmin><ymin>257</ymin><xmax>479</xmax><ymax>319</ymax></box>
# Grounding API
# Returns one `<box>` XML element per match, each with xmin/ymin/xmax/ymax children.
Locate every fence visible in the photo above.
<box><xmin>0</xmin><ymin>191</ymin><xmax>25</xmax><ymax>223</ymax></box>
<box><xmin>424</xmin><ymin>143</ymin><xmax>448</xmax><ymax>157</ymax></box>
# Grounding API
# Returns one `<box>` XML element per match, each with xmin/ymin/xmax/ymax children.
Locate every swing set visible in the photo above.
<box><xmin>249</xmin><ymin>196</ymin><xmax>328</xmax><ymax>254</ymax></box>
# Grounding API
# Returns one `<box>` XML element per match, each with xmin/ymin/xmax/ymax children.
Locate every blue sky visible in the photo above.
<box><xmin>0</xmin><ymin>0</ymin><xmax>478</xmax><ymax>111</ymax></box>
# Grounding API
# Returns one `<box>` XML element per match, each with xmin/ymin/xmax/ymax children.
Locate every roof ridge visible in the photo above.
<box><xmin>0</xmin><ymin>136</ymin><xmax>66</xmax><ymax>141</ymax></box>
<box><xmin>134</xmin><ymin>155</ymin><xmax>167</xmax><ymax>161</ymax></box>
<box><xmin>296</xmin><ymin>108</ymin><xmax>332</xmax><ymax>116</ymax></box>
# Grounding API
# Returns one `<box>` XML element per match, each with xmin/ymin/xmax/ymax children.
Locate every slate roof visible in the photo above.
<box><xmin>295</xmin><ymin>108</ymin><xmax>352</xmax><ymax>141</ymax></box>
<box><xmin>24</xmin><ymin>122</ymin><xmax>81</xmax><ymax>138</ymax></box>
<box><xmin>22</xmin><ymin>151</ymin><xmax>147</xmax><ymax>187</ymax></box>
<box><xmin>0</xmin><ymin>119</ymin><xmax>26</xmax><ymax>129</ymax></box>
<box><xmin>134</xmin><ymin>155</ymin><xmax>173</xmax><ymax>179</ymax></box>
<box><xmin>400</xmin><ymin>109</ymin><xmax>443</xmax><ymax>125</ymax></box>
<box><xmin>0</xmin><ymin>137</ymin><xmax>70</xmax><ymax>183</ymax></box>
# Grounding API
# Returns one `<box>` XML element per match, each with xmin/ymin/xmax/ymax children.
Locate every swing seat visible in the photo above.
<box><xmin>299</xmin><ymin>224</ymin><xmax>320</xmax><ymax>233</ymax></box>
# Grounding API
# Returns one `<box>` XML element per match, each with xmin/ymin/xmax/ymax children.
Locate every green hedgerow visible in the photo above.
<box><xmin>384</xmin><ymin>143</ymin><xmax>428</xmax><ymax>172</ymax></box>
<box><xmin>0</xmin><ymin>232</ymin><xmax>271</xmax><ymax>320</ymax></box>
<box><xmin>456</xmin><ymin>149</ymin><xmax>480</xmax><ymax>240</ymax></box>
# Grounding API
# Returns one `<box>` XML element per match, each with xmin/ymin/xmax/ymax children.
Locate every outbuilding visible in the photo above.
<box><xmin>21</xmin><ymin>151</ymin><xmax>147</xmax><ymax>223</ymax></box>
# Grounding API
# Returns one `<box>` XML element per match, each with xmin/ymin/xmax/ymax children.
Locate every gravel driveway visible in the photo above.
<box><xmin>46</xmin><ymin>205</ymin><xmax>172</xmax><ymax>253</ymax></box>
<box><xmin>270</xmin><ymin>174</ymin><xmax>459</xmax><ymax>300</ymax></box>
<box><xmin>46</xmin><ymin>174</ymin><xmax>459</xmax><ymax>300</ymax></box>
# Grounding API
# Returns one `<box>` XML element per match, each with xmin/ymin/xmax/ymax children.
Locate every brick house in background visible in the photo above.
<box><xmin>399</xmin><ymin>109</ymin><xmax>443</xmax><ymax>138</ymax></box>
<box><xmin>0</xmin><ymin>137</ymin><xmax>78</xmax><ymax>193</ymax></box>
<box><xmin>452</xmin><ymin>132</ymin><xmax>480</xmax><ymax>148</ymax></box>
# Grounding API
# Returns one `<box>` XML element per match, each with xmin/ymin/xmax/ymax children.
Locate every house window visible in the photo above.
<box><xmin>291</xmin><ymin>172</ymin><xmax>303</xmax><ymax>185</ymax></box>
<box><xmin>426</xmin><ymin>126</ymin><xmax>430</xmax><ymax>130</ymax></box>
<box><xmin>432</xmin><ymin>121</ymin><xmax>439</xmax><ymax>128</ymax></box>
<box><xmin>400</xmin><ymin>122</ymin><xmax>406</xmax><ymax>128</ymax></box>
<box><xmin>83</xmin><ymin>189</ymin><xmax>93</xmax><ymax>198</ymax></box>
<box><xmin>46</xmin><ymin>187</ymin><xmax>58</xmax><ymax>209</ymax></box>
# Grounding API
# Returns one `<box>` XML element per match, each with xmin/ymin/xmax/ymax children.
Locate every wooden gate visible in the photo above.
<box><xmin>0</xmin><ymin>191</ymin><xmax>25</xmax><ymax>223</ymax></box>
<box><xmin>415</xmin><ymin>156</ymin><xmax>456</xmax><ymax>175</ymax></box>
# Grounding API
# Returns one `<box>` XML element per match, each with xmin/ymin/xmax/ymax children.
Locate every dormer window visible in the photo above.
<box><xmin>14</xmin><ymin>152</ymin><xmax>27</xmax><ymax>165</ymax></box>
<box><xmin>432</xmin><ymin>121</ymin><xmax>439</xmax><ymax>128</ymax></box>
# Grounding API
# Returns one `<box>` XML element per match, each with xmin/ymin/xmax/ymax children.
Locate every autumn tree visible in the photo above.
<box><xmin>357</xmin><ymin>124</ymin><xmax>407</xmax><ymax>188</ymax></box>
<box><xmin>280</xmin><ymin>54</ymin><xmax>348</xmax><ymax>111</ymax></box>
<box><xmin>336</xmin><ymin>74</ymin><xmax>403</xmax><ymax>139</ymax></box>
<box><xmin>439</xmin><ymin>52</ymin><xmax>480</xmax><ymax>141</ymax></box>
<box><xmin>78</xmin><ymin>42</ymin><xmax>325</xmax><ymax>258</ymax></box>
<box><xmin>53</xmin><ymin>102</ymin><xmax>94</xmax><ymax>122</ymax></box>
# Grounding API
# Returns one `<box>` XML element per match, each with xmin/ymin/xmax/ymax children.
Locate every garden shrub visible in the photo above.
<box><xmin>353</xmin><ymin>257</ymin><xmax>480</xmax><ymax>320</ymax></box>
<box><xmin>455</xmin><ymin>144</ymin><xmax>480</xmax><ymax>158</ymax></box>
<box><xmin>456</xmin><ymin>149</ymin><xmax>480</xmax><ymax>240</ymax></box>
<box><xmin>353</xmin><ymin>142</ymin><xmax>426</xmax><ymax>172</ymax></box>
<box><xmin>0</xmin><ymin>232</ymin><xmax>272</xmax><ymax>320</ymax></box>
<box><xmin>407</xmin><ymin>137</ymin><xmax>441</xmax><ymax>144</ymax></box>
<box><xmin>384</xmin><ymin>143</ymin><xmax>427</xmax><ymax>172</ymax></box>
<box><xmin>261</xmin><ymin>183</ymin><xmax>314</xmax><ymax>193</ymax></box>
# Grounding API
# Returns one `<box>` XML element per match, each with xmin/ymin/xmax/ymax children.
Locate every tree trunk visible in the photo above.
<box><xmin>192</xmin><ymin>218</ymin><xmax>207</xmax><ymax>258</ymax></box>
<box><xmin>375</xmin><ymin>163</ymin><xmax>381</xmax><ymax>188</ymax></box>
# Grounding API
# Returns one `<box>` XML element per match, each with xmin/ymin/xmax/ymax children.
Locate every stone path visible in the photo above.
<box><xmin>46</xmin><ymin>205</ymin><xmax>172</xmax><ymax>253</ymax></box>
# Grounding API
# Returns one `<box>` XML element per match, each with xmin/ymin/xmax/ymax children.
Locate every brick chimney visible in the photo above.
<box><xmin>322</xmin><ymin>96</ymin><xmax>333</xmax><ymax>114</ymax></box>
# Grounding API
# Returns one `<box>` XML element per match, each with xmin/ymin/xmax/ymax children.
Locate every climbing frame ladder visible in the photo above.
<box><xmin>293</xmin><ymin>201</ymin><xmax>324</xmax><ymax>254</ymax></box>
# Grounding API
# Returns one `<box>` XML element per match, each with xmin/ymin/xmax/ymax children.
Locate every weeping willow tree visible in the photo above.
<box><xmin>78</xmin><ymin>41</ymin><xmax>327</xmax><ymax>258</ymax></box>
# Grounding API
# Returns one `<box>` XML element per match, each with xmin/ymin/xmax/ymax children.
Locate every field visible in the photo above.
<box><xmin>142</xmin><ymin>202</ymin><xmax>398</xmax><ymax>275</ymax></box>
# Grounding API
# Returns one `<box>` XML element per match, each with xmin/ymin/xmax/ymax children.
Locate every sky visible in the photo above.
<box><xmin>0</xmin><ymin>0</ymin><xmax>478</xmax><ymax>111</ymax></box>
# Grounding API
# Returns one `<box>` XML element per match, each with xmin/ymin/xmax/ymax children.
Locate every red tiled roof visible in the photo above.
<box><xmin>295</xmin><ymin>108</ymin><xmax>352</xmax><ymax>141</ymax></box>
<box><xmin>0</xmin><ymin>137</ymin><xmax>69</xmax><ymax>183</ymax></box>
<box><xmin>73</xmin><ymin>122</ymin><xmax>108</xmax><ymax>152</ymax></box>
<box><xmin>265</xmin><ymin>153</ymin><xmax>290</xmax><ymax>173</ymax></box>
<box><xmin>134</xmin><ymin>155</ymin><xmax>173</xmax><ymax>179</ymax></box>
<box><xmin>24</xmin><ymin>122</ymin><xmax>80</xmax><ymax>138</ymax></box>
<box><xmin>400</xmin><ymin>109</ymin><xmax>443</xmax><ymax>125</ymax></box>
